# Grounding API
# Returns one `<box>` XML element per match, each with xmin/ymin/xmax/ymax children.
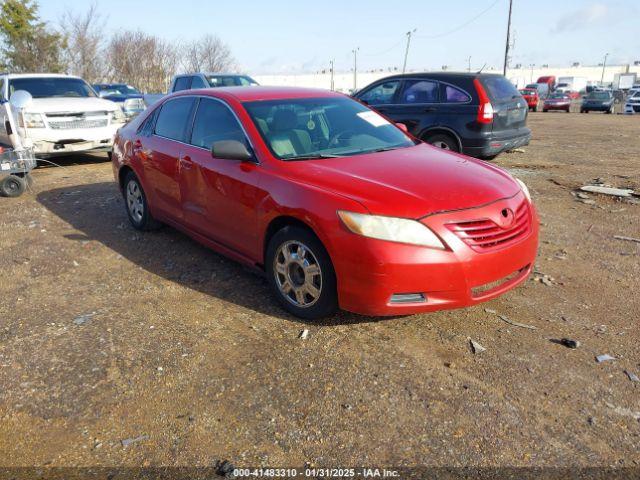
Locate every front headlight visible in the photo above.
<box><xmin>21</xmin><ymin>112</ymin><xmax>45</xmax><ymax>128</ymax></box>
<box><xmin>110</xmin><ymin>107</ymin><xmax>126</xmax><ymax>123</ymax></box>
<box><xmin>515</xmin><ymin>178</ymin><xmax>531</xmax><ymax>202</ymax></box>
<box><xmin>338</xmin><ymin>210</ymin><xmax>445</xmax><ymax>249</ymax></box>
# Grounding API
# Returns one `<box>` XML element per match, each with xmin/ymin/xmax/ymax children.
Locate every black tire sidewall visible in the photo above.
<box><xmin>266</xmin><ymin>226</ymin><xmax>338</xmax><ymax>320</ymax></box>
<box><xmin>1</xmin><ymin>175</ymin><xmax>25</xmax><ymax>197</ymax></box>
<box><xmin>123</xmin><ymin>171</ymin><xmax>159</xmax><ymax>231</ymax></box>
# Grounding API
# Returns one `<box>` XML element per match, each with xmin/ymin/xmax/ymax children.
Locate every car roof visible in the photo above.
<box><xmin>172</xmin><ymin>86</ymin><xmax>342</xmax><ymax>102</ymax></box>
<box><xmin>371</xmin><ymin>71</ymin><xmax>504</xmax><ymax>81</ymax></box>
<box><xmin>174</xmin><ymin>72</ymin><xmax>253</xmax><ymax>78</ymax></box>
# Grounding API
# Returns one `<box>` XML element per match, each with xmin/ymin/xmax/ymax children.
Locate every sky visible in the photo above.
<box><xmin>38</xmin><ymin>0</ymin><xmax>639</xmax><ymax>74</ymax></box>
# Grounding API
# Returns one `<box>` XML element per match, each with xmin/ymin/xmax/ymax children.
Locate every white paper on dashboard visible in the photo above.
<box><xmin>357</xmin><ymin>111</ymin><xmax>388</xmax><ymax>127</ymax></box>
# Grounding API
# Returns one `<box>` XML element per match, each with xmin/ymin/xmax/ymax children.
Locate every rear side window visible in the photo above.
<box><xmin>400</xmin><ymin>80</ymin><xmax>439</xmax><ymax>103</ymax></box>
<box><xmin>482</xmin><ymin>76</ymin><xmax>520</xmax><ymax>101</ymax></box>
<box><xmin>443</xmin><ymin>84</ymin><xmax>471</xmax><ymax>103</ymax></box>
<box><xmin>138</xmin><ymin>108</ymin><xmax>159</xmax><ymax>136</ymax></box>
<box><xmin>190</xmin><ymin>98</ymin><xmax>247</xmax><ymax>150</ymax></box>
<box><xmin>358</xmin><ymin>81</ymin><xmax>400</xmax><ymax>105</ymax></box>
<box><xmin>191</xmin><ymin>76</ymin><xmax>207</xmax><ymax>89</ymax></box>
<box><xmin>173</xmin><ymin>76</ymin><xmax>192</xmax><ymax>92</ymax></box>
<box><xmin>154</xmin><ymin>97</ymin><xmax>195</xmax><ymax>142</ymax></box>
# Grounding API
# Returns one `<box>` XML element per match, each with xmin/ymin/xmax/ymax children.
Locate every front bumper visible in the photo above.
<box><xmin>544</xmin><ymin>103</ymin><xmax>570</xmax><ymax>110</ymax></box>
<box><xmin>18</xmin><ymin>124</ymin><xmax>123</xmax><ymax>156</ymax></box>
<box><xmin>332</xmin><ymin>191</ymin><xmax>539</xmax><ymax>316</ymax></box>
<box><xmin>581</xmin><ymin>104</ymin><xmax>611</xmax><ymax>111</ymax></box>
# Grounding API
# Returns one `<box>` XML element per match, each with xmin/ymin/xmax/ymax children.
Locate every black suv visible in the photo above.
<box><xmin>353</xmin><ymin>72</ymin><xmax>531</xmax><ymax>159</ymax></box>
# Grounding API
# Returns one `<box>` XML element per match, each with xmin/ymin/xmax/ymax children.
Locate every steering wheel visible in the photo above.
<box><xmin>328</xmin><ymin>130</ymin><xmax>356</xmax><ymax>148</ymax></box>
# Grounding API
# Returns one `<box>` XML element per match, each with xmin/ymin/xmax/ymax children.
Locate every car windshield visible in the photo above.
<box><xmin>207</xmin><ymin>75</ymin><xmax>258</xmax><ymax>87</ymax></box>
<box><xmin>9</xmin><ymin>77</ymin><xmax>96</xmax><ymax>98</ymax></box>
<box><xmin>549</xmin><ymin>93</ymin><xmax>568</xmax><ymax>99</ymax></box>
<box><xmin>588</xmin><ymin>92</ymin><xmax>610</xmax><ymax>100</ymax></box>
<box><xmin>103</xmin><ymin>84</ymin><xmax>140</xmax><ymax>95</ymax></box>
<box><xmin>243</xmin><ymin>97</ymin><xmax>415</xmax><ymax>160</ymax></box>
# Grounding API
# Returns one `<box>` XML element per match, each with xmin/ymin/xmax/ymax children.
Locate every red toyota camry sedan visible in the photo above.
<box><xmin>111</xmin><ymin>87</ymin><xmax>538</xmax><ymax>319</ymax></box>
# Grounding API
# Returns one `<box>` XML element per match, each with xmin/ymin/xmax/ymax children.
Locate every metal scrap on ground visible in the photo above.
<box><xmin>595</xmin><ymin>354</ymin><xmax>616</xmax><ymax>363</ymax></box>
<box><xmin>497</xmin><ymin>314</ymin><xmax>537</xmax><ymax>330</ymax></box>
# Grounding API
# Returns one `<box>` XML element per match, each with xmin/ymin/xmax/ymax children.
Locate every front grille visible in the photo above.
<box><xmin>123</xmin><ymin>98</ymin><xmax>145</xmax><ymax>111</ymax></box>
<box><xmin>48</xmin><ymin>118</ymin><xmax>109</xmax><ymax>129</ymax></box>
<box><xmin>446</xmin><ymin>201</ymin><xmax>531</xmax><ymax>252</ymax></box>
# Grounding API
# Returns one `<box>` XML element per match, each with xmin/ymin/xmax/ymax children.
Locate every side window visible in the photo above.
<box><xmin>0</xmin><ymin>78</ymin><xmax>5</xmax><ymax>101</ymax></box>
<box><xmin>173</xmin><ymin>76</ymin><xmax>192</xmax><ymax>92</ymax></box>
<box><xmin>443</xmin><ymin>84</ymin><xmax>471</xmax><ymax>103</ymax></box>
<box><xmin>400</xmin><ymin>80</ymin><xmax>439</xmax><ymax>103</ymax></box>
<box><xmin>190</xmin><ymin>76</ymin><xmax>207</xmax><ymax>89</ymax></box>
<box><xmin>154</xmin><ymin>97</ymin><xmax>195</xmax><ymax>142</ymax></box>
<box><xmin>190</xmin><ymin>98</ymin><xmax>247</xmax><ymax>151</ymax></box>
<box><xmin>358</xmin><ymin>81</ymin><xmax>400</xmax><ymax>105</ymax></box>
<box><xmin>137</xmin><ymin>108</ymin><xmax>159</xmax><ymax>136</ymax></box>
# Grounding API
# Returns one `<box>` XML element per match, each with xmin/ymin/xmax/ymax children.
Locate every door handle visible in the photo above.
<box><xmin>179</xmin><ymin>154</ymin><xmax>193</xmax><ymax>169</ymax></box>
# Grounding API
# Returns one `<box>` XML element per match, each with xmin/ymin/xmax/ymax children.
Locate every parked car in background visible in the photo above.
<box><xmin>519</xmin><ymin>88</ymin><xmax>539</xmax><ymax>111</ymax></box>
<box><xmin>525</xmin><ymin>82</ymin><xmax>549</xmax><ymax>99</ymax></box>
<box><xmin>353</xmin><ymin>72</ymin><xmax>531</xmax><ymax>159</ymax></box>
<box><xmin>93</xmin><ymin>83</ymin><xmax>146</xmax><ymax>119</ymax></box>
<box><xmin>0</xmin><ymin>74</ymin><xmax>126</xmax><ymax>156</ymax></box>
<box><xmin>581</xmin><ymin>91</ymin><xmax>615</xmax><ymax>113</ymax></box>
<box><xmin>543</xmin><ymin>93</ymin><xmax>571</xmax><ymax>113</ymax></box>
<box><xmin>624</xmin><ymin>90</ymin><xmax>640</xmax><ymax>114</ymax></box>
<box><xmin>168</xmin><ymin>73</ymin><xmax>259</xmax><ymax>93</ymax></box>
<box><xmin>111</xmin><ymin>86</ymin><xmax>538</xmax><ymax>319</ymax></box>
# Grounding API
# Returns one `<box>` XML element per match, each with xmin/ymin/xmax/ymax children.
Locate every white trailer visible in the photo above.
<box><xmin>614</xmin><ymin>73</ymin><xmax>637</xmax><ymax>90</ymax></box>
<box><xmin>556</xmin><ymin>76</ymin><xmax>588</xmax><ymax>93</ymax></box>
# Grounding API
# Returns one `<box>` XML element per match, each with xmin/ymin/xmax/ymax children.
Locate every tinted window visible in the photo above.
<box><xmin>191</xmin><ymin>76</ymin><xmax>207</xmax><ymax>89</ymax></box>
<box><xmin>8</xmin><ymin>77</ymin><xmax>96</xmax><ymax>98</ymax></box>
<box><xmin>401</xmin><ymin>80</ymin><xmax>439</xmax><ymax>103</ymax></box>
<box><xmin>138</xmin><ymin>108</ymin><xmax>160</xmax><ymax>136</ymax></box>
<box><xmin>173</xmin><ymin>76</ymin><xmax>192</xmax><ymax>92</ymax></box>
<box><xmin>154</xmin><ymin>97</ymin><xmax>195</xmax><ymax>142</ymax></box>
<box><xmin>482</xmin><ymin>76</ymin><xmax>520</xmax><ymax>101</ymax></box>
<box><xmin>358</xmin><ymin>81</ymin><xmax>400</xmax><ymax>105</ymax></box>
<box><xmin>190</xmin><ymin>98</ymin><xmax>247</xmax><ymax>150</ymax></box>
<box><xmin>443</xmin><ymin>85</ymin><xmax>471</xmax><ymax>103</ymax></box>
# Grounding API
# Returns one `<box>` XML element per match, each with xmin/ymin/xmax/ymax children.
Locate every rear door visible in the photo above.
<box><xmin>392</xmin><ymin>78</ymin><xmax>440</xmax><ymax>134</ymax></box>
<box><xmin>480</xmin><ymin>76</ymin><xmax>528</xmax><ymax>137</ymax></box>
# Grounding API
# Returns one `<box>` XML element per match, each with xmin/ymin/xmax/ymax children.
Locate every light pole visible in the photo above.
<box><xmin>600</xmin><ymin>53</ymin><xmax>609</xmax><ymax>86</ymax></box>
<box><xmin>329</xmin><ymin>59</ymin><xmax>335</xmax><ymax>91</ymax></box>
<box><xmin>352</xmin><ymin>47</ymin><xmax>359</xmax><ymax>92</ymax></box>
<box><xmin>503</xmin><ymin>0</ymin><xmax>514</xmax><ymax>76</ymax></box>
<box><xmin>468</xmin><ymin>56</ymin><xmax>472</xmax><ymax>72</ymax></box>
<box><xmin>402</xmin><ymin>28</ymin><xmax>417</xmax><ymax>74</ymax></box>
<box><xmin>529</xmin><ymin>63</ymin><xmax>535</xmax><ymax>83</ymax></box>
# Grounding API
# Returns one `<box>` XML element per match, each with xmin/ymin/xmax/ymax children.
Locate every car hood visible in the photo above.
<box><xmin>26</xmin><ymin>97</ymin><xmax>118</xmax><ymax>113</ymax></box>
<box><xmin>102</xmin><ymin>93</ymin><xmax>144</xmax><ymax>103</ymax></box>
<box><xmin>283</xmin><ymin>143</ymin><xmax>521</xmax><ymax>218</ymax></box>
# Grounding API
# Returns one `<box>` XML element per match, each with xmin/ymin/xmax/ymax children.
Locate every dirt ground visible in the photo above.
<box><xmin>0</xmin><ymin>112</ymin><xmax>638</xmax><ymax>471</ymax></box>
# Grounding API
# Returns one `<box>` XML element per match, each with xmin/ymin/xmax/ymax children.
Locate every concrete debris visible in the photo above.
<box><xmin>299</xmin><ymin>329</ymin><xmax>309</xmax><ymax>339</ymax></box>
<box><xmin>73</xmin><ymin>312</ymin><xmax>95</xmax><ymax>325</ymax></box>
<box><xmin>624</xmin><ymin>370</ymin><xmax>639</xmax><ymax>383</ymax></box>
<box><xmin>469</xmin><ymin>339</ymin><xmax>486</xmax><ymax>354</ymax></box>
<box><xmin>595</xmin><ymin>354</ymin><xmax>616</xmax><ymax>363</ymax></box>
<box><xmin>509</xmin><ymin>148</ymin><xmax>526</xmax><ymax>153</ymax></box>
<box><xmin>121</xmin><ymin>434</ymin><xmax>149</xmax><ymax>447</ymax></box>
<box><xmin>497</xmin><ymin>314</ymin><xmax>537</xmax><ymax>330</ymax></box>
<box><xmin>533</xmin><ymin>274</ymin><xmax>555</xmax><ymax>286</ymax></box>
<box><xmin>605</xmin><ymin>402</ymin><xmax>640</xmax><ymax>421</ymax></box>
<box><xmin>579</xmin><ymin>185</ymin><xmax>634</xmax><ymax>197</ymax></box>
<box><xmin>614</xmin><ymin>235</ymin><xmax>640</xmax><ymax>244</ymax></box>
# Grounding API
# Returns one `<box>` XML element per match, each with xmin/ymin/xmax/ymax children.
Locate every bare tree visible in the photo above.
<box><xmin>106</xmin><ymin>30</ymin><xmax>179</xmax><ymax>93</ymax></box>
<box><xmin>60</xmin><ymin>2</ymin><xmax>106</xmax><ymax>82</ymax></box>
<box><xmin>182</xmin><ymin>34</ymin><xmax>237</xmax><ymax>73</ymax></box>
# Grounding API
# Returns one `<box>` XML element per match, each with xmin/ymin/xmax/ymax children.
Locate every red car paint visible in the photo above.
<box><xmin>112</xmin><ymin>87</ymin><xmax>539</xmax><ymax>317</ymax></box>
<box><xmin>519</xmin><ymin>88</ymin><xmax>539</xmax><ymax>110</ymax></box>
<box><xmin>536</xmin><ymin>75</ymin><xmax>556</xmax><ymax>90</ymax></box>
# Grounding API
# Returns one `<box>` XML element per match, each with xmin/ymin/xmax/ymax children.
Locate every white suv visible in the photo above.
<box><xmin>0</xmin><ymin>73</ymin><xmax>126</xmax><ymax>156</ymax></box>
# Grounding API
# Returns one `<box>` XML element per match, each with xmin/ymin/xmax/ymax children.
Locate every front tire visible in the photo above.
<box><xmin>266</xmin><ymin>226</ymin><xmax>338</xmax><ymax>320</ymax></box>
<box><xmin>0</xmin><ymin>175</ymin><xmax>26</xmax><ymax>197</ymax></box>
<box><xmin>123</xmin><ymin>171</ymin><xmax>161</xmax><ymax>231</ymax></box>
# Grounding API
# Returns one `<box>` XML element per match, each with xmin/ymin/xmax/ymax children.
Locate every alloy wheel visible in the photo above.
<box><xmin>273</xmin><ymin>240</ymin><xmax>322</xmax><ymax>308</ymax></box>
<box><xmin>126</xmin><ymin>180</ymin><xmax>144</xmax><ymax>223</ymax></box>
<box><xmin>433</xmin><ymin>141</ymin><xmax>451</xmax><ymax>150</ymax></box>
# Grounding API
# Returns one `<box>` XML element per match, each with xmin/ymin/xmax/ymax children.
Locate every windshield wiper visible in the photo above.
<box><xmin>283</xmin><ymin>153</ymin><xmax>343</xmax><ymax>160</ymax></box>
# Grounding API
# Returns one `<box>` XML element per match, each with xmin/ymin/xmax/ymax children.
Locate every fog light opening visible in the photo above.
<box><xmin>390</xmin><ymin>293</ymin><xmax>427</xmax><ymax>304</ymax></box>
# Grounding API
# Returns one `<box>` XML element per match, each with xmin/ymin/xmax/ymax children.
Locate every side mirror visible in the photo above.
<box><xmin>211</xmin><ymin>140</ymin><xmax>253</xmax><ymax>161</ymax></box>
<box><xmin>396</xmin><ymin>122</ymin><xmax>408</xmax><ymax>133</ymax></box>
<box><xmin>9</xmin><ymin>90</ymin><xmax>33</xmax><ymax>111</ymax></box>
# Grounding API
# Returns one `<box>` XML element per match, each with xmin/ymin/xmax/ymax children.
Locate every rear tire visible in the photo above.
<box><xmin>266</xmin><ymin>226</ymin><xmax>338</xmax><ymax>320</ymax></box>
<box><xmin>543</xmin><ymin>109</ymin><xmax>548</xmax><ymax>113</ymax></box>
<box><xmin>532</xmin><ymin>106</ymin><xmax>537</xmax><ymax>112</ymax></box>
<box><xmin>123</xmin><ymin>171</ymin><xmax>162</xmax><ymax>231</ymax></box>
<box><xmin>0</xmin><ymin>174</ymin><xmax>26</xmax><ymax>197</ymax></box>
<box><xmin>423</xmin><ymin>133</ymin><xmax>459</xmax><ymax>152</ymax></box>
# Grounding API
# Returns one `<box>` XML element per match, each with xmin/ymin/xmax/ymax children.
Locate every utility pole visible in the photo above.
<box><xmin>352</xmin><ymin>47</ymin><xmax>359</xmax><ymax>92</ymax></box>
<box><xmin>329</xmin><ymin>59</ymin><xmax>335</xmax><ymax>91</ymax></box>
<box><xmin>402</xmin><ymin>29</ymin><xmax>416</xmax><ymax>74</ymax></box>
<box><xmin>529</xmin><ymin>63</ymin><xmax>535</xmax><ymax>83</ymax></box>
<box><xmin>503</xmin><ymin>0</ymin><xmax>513</xmax><ymax>76</ymax></box>
<box><xmin>467</xmin><ymin>56</ymin><xmax>472</xmax><ymax>72</ymax></box>
<box><xmin>600</xmin><ymin>52</ymin><xmax>609</xmax><ymax>86</ymax></box>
